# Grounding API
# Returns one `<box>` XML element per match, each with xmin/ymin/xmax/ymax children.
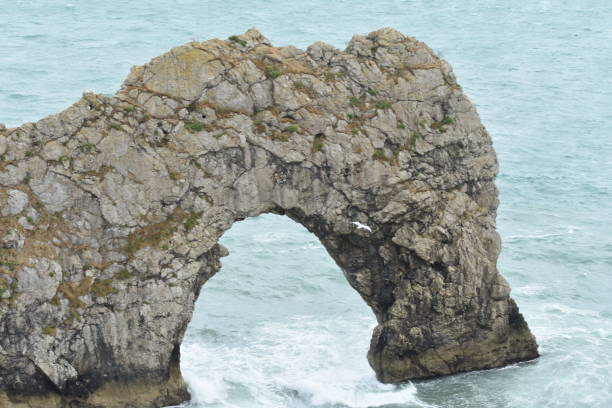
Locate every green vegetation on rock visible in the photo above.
<box><xmin>265</xmin><ymin>65</ymin><xmax>282</xmax><ymax>79</ymax></box>
<box><xmin>185</xmin><ymin>120</ymin><xmax>205</xmax><ymax>132</ymax></box>
<box><xmin>372</xmin><ymin>149</ymin><xmax>389</xmax><ymax>161</ymax></box>
<box><xmin>228</xmin><ymin>35</ymin><xmax>247</xmax><ymax>47</ymax></box>
<box><xmin>312</xmin><ymin>134</ymin><xmax>325</xmax><ymax>152</ymax></box>
<box><xmin>42</xmin><ymin>326</ymin><xmax>57</xmax><ymax>337</ymax></box>
<box><xmin>81</xmin><ymin>142</ymin><xmax>96</xmax><ymax>153</ymax></box>
<box><xmin>183</xmin><ymin>211</ymin><xmax>203</xmax><ymax>232</ymax></box>
<box><xmin>375</xmin><ymin>100</ymin><xmax>392</xmax><ymax>110</ymax></box>
<box><xmin>91</xmin><ymin>278</ymin><xmax>118</xmax><ymax>297</ymax></box>
<box><xmin>349</xmin><ymin>96</ymin><xmax>363</xmax><ymax>106</ymax></box>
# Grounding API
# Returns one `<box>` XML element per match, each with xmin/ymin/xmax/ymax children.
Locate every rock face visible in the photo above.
<box><xmin>0</xmin><ymin>28</ymin><xmax>538</xmax><ymax>407</ymax></box>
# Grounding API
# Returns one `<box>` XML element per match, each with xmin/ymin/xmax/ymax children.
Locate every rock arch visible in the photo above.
<box><xmin>0</xmin><ymin>28</ymin><xmax>538</xmax><ymax>407</ymax></box>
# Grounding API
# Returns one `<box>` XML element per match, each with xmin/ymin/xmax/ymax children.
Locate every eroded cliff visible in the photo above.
<box><xmin>0</xmin><ymin>28</ymin><xmax>538</xmax><ymax>407</ymax></box>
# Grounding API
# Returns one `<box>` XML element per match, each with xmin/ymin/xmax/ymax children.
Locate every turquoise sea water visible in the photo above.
<box><xmin>2</xmin><ymin>1</ymin><xmax>611</xmax><ymax>407</ymax></box>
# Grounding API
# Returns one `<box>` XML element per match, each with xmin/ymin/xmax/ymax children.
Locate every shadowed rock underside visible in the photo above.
<box><xmin>0</xmin><ymin>28</ymin><xmax>538</xmax><ymax>407</ymax></box>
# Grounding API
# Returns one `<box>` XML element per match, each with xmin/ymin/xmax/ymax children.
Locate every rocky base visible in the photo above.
<box><xmin>369</xmin><ymin>299</ymin><xmax>539</xmax><ymax>382</ymax></box>
<box><xmin>0</xmin><ymin>370</ymin><xmax>188</xmax><ymax>408</ymax></box>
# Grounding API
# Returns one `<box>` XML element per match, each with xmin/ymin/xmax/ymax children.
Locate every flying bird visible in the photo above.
<box><xmin>351</xmin><ymin>221</ymin><xmax>372</xmax><ymax>232</ymax></box>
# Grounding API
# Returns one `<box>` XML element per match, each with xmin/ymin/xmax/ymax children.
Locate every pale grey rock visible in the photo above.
<box><xmin>16</xmin><ymin>258</ymin><xmax>62</xmax><ymax>302</ymax></box>
<box><xmin>0</xmin><ymin>136</ymin><xmax>7</xmax><ymax>156</ymax></box>
<box><xmin>18</xmin><ymin>216</ymin><xmax>35</xmax><ymax>231</ymax></box>
<box><xmin>0</xmin><ymin>162</ymin><xmax>28</xmax><ymax>187</ymax></box>
<box><xmin>307</xmin><ymin>41</ymin><xmax>340</xmax><ymax>63</ymax></box>
<box><xmin>25</xmin><ymin>207</ymin><xmax>40</xmax><ymax>223</ymax></box>
<box><xmin>1</xmin><ymin>189</ymin><xmax>28</xmax><ymax>216</ymax></box>
<box><xmin>30</xmin><ymin>173</ymin><xmax>78</xmax><ymax>213</ymax></box>
<box><xmin>201</xmin><ymin>81</ymin><xmax>254</xmax><ymax>114</ymax></box>
<box><xmin>41</xmin><ymin>140</ymin><xmax>68</xmax><ymax>161</ymax></box>
<box><xmin>251</xmin><ymin>81</ymin><xmax>274</xmax><ymax>111</ymax></box>
<box><xmin>1</xmin><ymin>229</ymin><xmax>24</xmax><ymax>249</ymax></box>
<box><xmin>0</xmin><ymin>28</ymin><xmax>538</xmax><ymax>408</ymax></box>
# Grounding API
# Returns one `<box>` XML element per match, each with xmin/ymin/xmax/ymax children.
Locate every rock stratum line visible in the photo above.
<box><xmin>0</xmin><ymin>28</ymin><xmax>538</xmax><ymax>407</ymax></box>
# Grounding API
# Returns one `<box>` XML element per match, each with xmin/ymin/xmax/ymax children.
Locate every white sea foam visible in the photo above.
<box><xmin>181</xmin><ymin>317</ymin><xmax>431</xmax><ymax>408</ymax></box>
<box><xmin>505</xmin><ymin>225</ymin><xmax>581</xmax><ymax>241</ymax></box>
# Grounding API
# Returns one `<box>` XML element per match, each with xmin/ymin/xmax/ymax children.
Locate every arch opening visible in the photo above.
<box><xmin>179</xmin><ymin>214</ymin><xmax>424</xmax><ymax>407</ymax></box>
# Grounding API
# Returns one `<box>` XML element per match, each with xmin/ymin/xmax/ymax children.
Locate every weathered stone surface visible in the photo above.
<box><xmin>1</xmin><ymin>190</ymin><xmax>28</xmax><ymax>217</ymax></box>
<box><xmin>1</xmin><ymin>229</ymin><xmax>24</xmax><ymax>250</ymax></box>
<box><xmin>0</xmin><ymin>28</ymin><xmax>538</xmax><ymax>407</ymax></box>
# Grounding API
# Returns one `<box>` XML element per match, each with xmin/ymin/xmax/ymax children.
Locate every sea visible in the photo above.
<box><xmin>1</xmin><ymin>1</ymin><xmax>611</xmax><ymax>407</ymax></box>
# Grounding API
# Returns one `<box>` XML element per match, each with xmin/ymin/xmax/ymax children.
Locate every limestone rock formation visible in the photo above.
<box><xmin>0</xmin><ymin>28</ymin><xmax>538</xmax><ymax>407</ymax></box>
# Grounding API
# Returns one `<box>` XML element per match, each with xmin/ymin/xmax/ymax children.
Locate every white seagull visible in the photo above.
<box><xmin>351</xmin><ymin>221</ymin><xmax>372</xmax><ymax>233</ymax></box>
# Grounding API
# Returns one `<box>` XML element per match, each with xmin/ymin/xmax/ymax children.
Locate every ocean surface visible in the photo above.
<box><xmin>2</xmin><ymin>1</ymin><xmax>611</xmax><ymax>407</ymax></box>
